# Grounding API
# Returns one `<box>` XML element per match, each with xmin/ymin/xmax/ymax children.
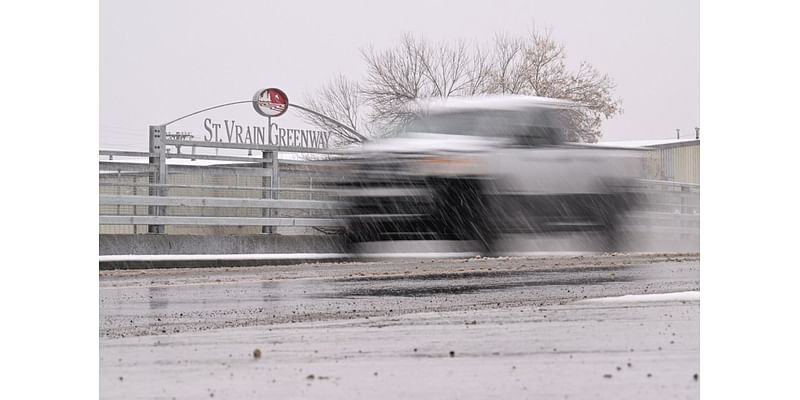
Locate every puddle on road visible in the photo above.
<box><xmin>334</xmin><ymin>275</ymin><xmax>633</xmax><ymax>298</ymax></box>
<box><xmin>125</xmin><ymin>264</ymin><xmax>643</xmax><ymax>310</ymax></box>
<box><xmin>337</xmin><ymin>265</ymin><xmax>634</xmax><ymax>283</ymax></box>
<box><xmin>148</xmin><ymin>286</ymin><xmax>169</xmax><ymax>309</ymax></box>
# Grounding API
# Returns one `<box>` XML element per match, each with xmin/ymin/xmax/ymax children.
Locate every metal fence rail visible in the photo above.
<box><xmin>624</xmin><ymin>179</ymin><xmax>700</xmax><ymax>246</ymax></box>
<box><xmin>99</xmin><ymin>149</ymin><xmax>346</xmax><ymax>235</ymax></box>
<box><xmin>99</xmin><ymin>149</ymin><xmax>699</xmax><ymax>240</ymax></box>
<box><xmin>99</xmin><ymin>195</ymin><xmax>345</xmax><ymax>209</ymax></box>
<box><xmin>99</xmin><ymin>216</ymin><xmax>344</xmax><ymax>227</ymax></box>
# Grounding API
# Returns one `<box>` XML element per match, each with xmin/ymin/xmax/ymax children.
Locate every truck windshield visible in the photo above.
<box><xmin>404</xmin><ymin>108</ymin><xmax>567</xmax><ymax>144</ymax></box>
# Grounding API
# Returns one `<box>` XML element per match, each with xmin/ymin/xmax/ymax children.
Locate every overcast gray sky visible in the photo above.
<box><xmin>100</xmin><ymin>0</ymin><xmax>698</xmax><ymax>150</ymax></box>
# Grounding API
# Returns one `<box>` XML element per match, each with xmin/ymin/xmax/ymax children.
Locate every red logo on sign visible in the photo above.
<box><xmin>253</xmin><ymin>88</ymin><xmax>289</xmax><ymax>117</ymax></box>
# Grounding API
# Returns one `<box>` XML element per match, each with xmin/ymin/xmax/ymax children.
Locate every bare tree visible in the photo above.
<box><xmin>463</xmin><ymin>44</ymin><xmax>493</xmax><ymax>95</ymax></box>
<box><xmin>486</xmin><ymin>33</ymin><xmax>528</xmax><ymax>95</ymax></box>
<box><xmin>555</xmin><ymin>61</ymin><xmax>622</xmax><ymax>142</ymax></box>
<box><xmin>359</xmin><ymin>34</ymin><xmax>431</xmax><ymax>134</ymax></box>
<box><xmin>492</xmin><ymin>29</ymin><xmax>622</xmax><ymax>142</ymax></box>
<box><xmin>304</xmin><ymin>27</ymin><xmax>621</xmax><ymax>144</ymax></box>
<box><xmin>303</xmin><ymin>74</ymin><xmax>370</xmax><ymax>146</ymax></box>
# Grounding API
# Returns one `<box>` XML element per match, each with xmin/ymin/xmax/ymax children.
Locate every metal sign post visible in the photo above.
<box><xmin>262</xmin><ymin>118</ymin><xmax>273</xmax><ymax>234</ymax></box>
<box><xmin>252</xmin><ymin>90</ymin><xmax>289</xmax><ymax>235</ymax></box>
<box><xmin>148</xmin><ymin>125</ymin><xmax>167</xmax><ymax>233</ymax></box>
<box><xmin>260</xmin><ymin>150</ymin><xmax>272</xmax><ymax>234</ymax></box>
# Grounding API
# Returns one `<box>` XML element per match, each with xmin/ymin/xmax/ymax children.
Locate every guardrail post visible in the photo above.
<box><xmin>680</xmin><ymin>185</ymin><xmax>689</xmax><ymax>240</ymax></box>
<box><xmin>261</xmin><ymin>150</ymin><xmax>272</xmax><ymax>234</ymax></box>
<box><xmin>133</xmin><ymin>176</ymin><xmax>139</xmax><ymax>234</ymax></box>
<box><xmin>271</xmin><ymin>151</ymin><xmax>280</xmax><ymax>233</ymax></box>
<box><xmin>148</xmin><ymin>125</ymin><xmax>166</xmax><ymax>234</ymax></box>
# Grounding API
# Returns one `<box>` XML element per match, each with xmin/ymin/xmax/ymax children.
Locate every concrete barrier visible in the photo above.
<box><xmin>100</xmin><ymin>234</ymin><xmax>345</xmax><ymax>256</ymax></box>
<box><xmin>99</xmin><ymin>234</ymin><xmax>347</xmax><ymax>269</ymax></box>
<box><xmin>99</xmin><ymin>231</ymin><xmax>699</xmax><ymax>270</ymax></box>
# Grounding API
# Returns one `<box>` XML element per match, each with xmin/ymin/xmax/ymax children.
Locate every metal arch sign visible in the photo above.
<box><xmin>253</xmin><ymin>88</ymin><xmax>289</xmax><ymax>117</ymax></box>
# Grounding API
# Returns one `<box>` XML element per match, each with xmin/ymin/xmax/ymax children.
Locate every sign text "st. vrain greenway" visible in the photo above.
<box><xmin>203</xmin><ymin>117</ymin><xmax>331</xmax><ymax>149</ymax></box>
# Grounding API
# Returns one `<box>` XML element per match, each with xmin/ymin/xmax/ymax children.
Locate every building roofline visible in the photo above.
<box><xmin>645</xmin><ymin>139</ymin><xmax>700</xmax><ymax>149</ymax></box>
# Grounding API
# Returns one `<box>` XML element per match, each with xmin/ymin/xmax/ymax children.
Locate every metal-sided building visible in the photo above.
<box><xmin>596</xmin><ymin>138</ymin><xmax>700</xmax><ymax>184</ymax></box>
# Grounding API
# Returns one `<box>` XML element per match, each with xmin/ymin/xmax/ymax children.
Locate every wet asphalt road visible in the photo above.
<box><xmin>99</xmin><ymin>253</ymin><xmax>700</xmax><ymax>399</ymax></box>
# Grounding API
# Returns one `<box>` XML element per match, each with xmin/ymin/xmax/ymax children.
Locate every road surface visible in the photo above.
<box><xmin>100</xmin><ymin>253</ymin><xmax>700</xmax><ymax>399</ymax></box>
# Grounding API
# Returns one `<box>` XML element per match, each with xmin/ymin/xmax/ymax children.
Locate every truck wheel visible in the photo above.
<box><xmin>473</xmin><ymin>187</ymin><xmax>499</xmax><ymax>256</ymax></box>
<box><xmin>432</xmin><ymin>178</ymin><xmax>498</xmax><ymax>256</ymax></box>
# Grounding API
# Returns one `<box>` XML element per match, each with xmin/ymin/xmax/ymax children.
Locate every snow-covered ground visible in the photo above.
<box><xmin>575</xmin><ymin>291</ymin><xmax>700</xmax><ymax>303</ymax></box>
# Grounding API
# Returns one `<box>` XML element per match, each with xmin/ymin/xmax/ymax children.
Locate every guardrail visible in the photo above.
<box><xmin>99</xmin><ymin>150</ymin><xmax>699</xmax><ymax>240</ymax></box>
<box><xmin>625</xmin><ymin>179</ymin><xmax>699</xmax><ymax>244</ymax></box>
<box><xmin>99</xmin><ymin>149</ymin><xmax>347</xmax><ymax>235</ymax></box>
<box><xmin>99</xmin><ymin>195</ymin><xmax>345</xmax><ymax>227</ymax></box>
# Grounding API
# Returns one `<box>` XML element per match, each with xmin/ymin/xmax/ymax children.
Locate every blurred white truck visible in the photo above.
<box><xmin>339</xmin><ymin>95</ymin><xmax>644</xmax><ymax>254</ymax></box>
